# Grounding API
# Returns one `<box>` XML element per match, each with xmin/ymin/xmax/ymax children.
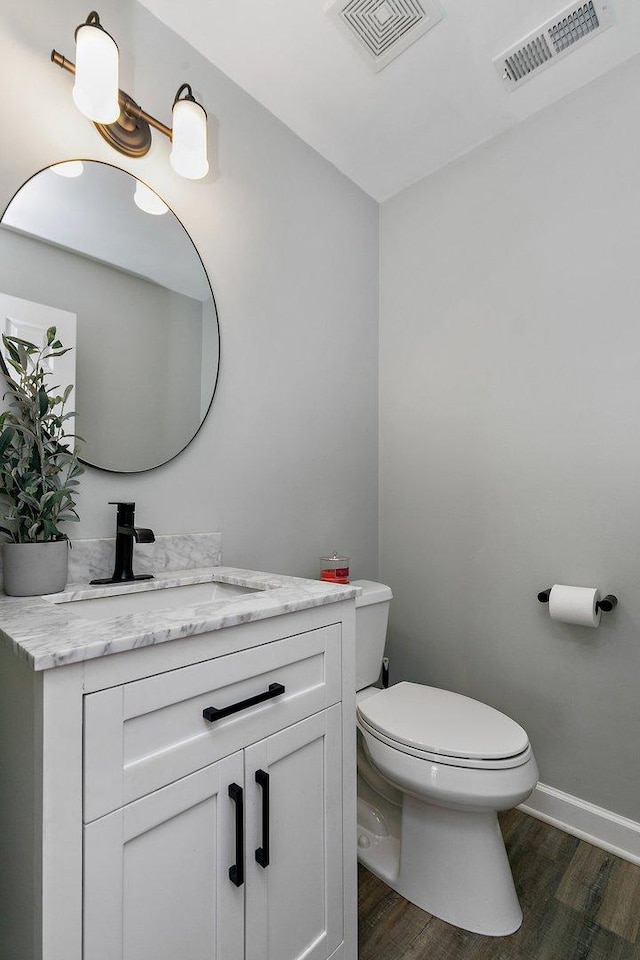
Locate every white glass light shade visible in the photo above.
<box><xmin>72</xmin><ymin>23</ymin><xmax>120</xmax><ymax>124</ymax></box>
<box><xmin>51</xmin><ymin>161</ymin><xmax>85</xmax><ymax>178</ymax></box>
<box><xmin>170</xmin><ymin>98</ymin><xmax>209</xmax><ymax>180</ymax></box>
<box><xmin>134</xmin><ymin>181</ymin><xmax>168</xmax><ymax>216</ymax></box>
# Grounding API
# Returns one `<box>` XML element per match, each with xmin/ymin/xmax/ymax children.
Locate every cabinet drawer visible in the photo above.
<box><xmin>84</xmin><ymin>624</ymin><xmax>342</xmax><ymax>823</ymax></box>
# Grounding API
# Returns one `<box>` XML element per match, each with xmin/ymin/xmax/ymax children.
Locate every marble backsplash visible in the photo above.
<box><xmin>67</xmin><ymin>533</ymin><xmax>222</xmax><ymax>583</ymax></box>
<box><xmin>0</xmin><ymin>533</ymin><xmax>222</xmax><ymax>588</ymax></box>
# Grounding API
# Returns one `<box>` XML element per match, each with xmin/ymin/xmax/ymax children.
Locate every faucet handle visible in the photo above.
<box><xmin>134</xmin><ymin>527</ymin><xmax>155</xmax><ymax>544</ymax></box>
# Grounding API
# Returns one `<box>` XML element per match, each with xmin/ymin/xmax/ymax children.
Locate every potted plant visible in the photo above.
<box><xmin>0</xmin><ymin>326</ymin><xmax>84</xmax><ymax>596</ymax></box>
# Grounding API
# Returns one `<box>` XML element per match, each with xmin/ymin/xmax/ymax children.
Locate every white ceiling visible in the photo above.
<box><xmin>140</xmin><ymin>0</ymin><xmax>640</xmax><ymax>201</ymax></box>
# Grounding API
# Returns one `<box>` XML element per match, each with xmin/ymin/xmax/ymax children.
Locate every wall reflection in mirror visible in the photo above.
<box><xmin>0</xmin><ymin>161</ymin><xmax>219</xmax><ymax>472</ymax></box>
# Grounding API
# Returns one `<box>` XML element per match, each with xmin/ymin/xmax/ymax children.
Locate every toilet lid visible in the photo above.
<box><xmin>356</xmin><ymin>682</ymin><xmax>529</xmax><ymax>760</ymax></box>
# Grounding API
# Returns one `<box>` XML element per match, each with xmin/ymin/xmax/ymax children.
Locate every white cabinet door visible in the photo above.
<box><xmin>84</xmin><ymin>751</ymin><xmax>245</xmax><ymax>960</ymax></box>
<box><xmin>244</xmin><ymin>706</ymin><xmax>344</xmax><ymax>960</ymax></box>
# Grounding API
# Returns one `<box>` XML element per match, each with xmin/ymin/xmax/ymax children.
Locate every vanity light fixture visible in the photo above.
<box><xmin>170</xmin><ymin>85</ymin><xmax>209</xmax><ymax>180</ymax></box>
<box><xmin>51</xmin><ymin>11</ymin><xmax>209</xmax><ymax>180</ymax></box>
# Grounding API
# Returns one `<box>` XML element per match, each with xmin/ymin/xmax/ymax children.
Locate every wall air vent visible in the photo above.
<box><xmin>494</xmin><ymin>0</ymin><xmax>615</xmax><ymax>90</ymax></box>
<box><xmin>326</xmin><ymin>0</ymin><xmax>444</xmax><ymax>73</ymax></box>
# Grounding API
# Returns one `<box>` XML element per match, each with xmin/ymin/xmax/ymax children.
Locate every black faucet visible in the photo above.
<box><xmin>90</xmin><ymin>502</ymin><xmax>156</xmax><ymax>585</ymax></box>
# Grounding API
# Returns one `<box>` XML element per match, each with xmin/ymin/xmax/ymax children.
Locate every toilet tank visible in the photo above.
<box><xmin>352</xmin><ymin>580</ymin><xmax>393</xmax><ymax>690</ymax></box>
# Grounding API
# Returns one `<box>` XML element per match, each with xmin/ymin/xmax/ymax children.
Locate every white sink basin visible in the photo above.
<box><xmin>48</xmin><ymin>580</ymin><xmax>263</xmax><ymax>622</ymax></box>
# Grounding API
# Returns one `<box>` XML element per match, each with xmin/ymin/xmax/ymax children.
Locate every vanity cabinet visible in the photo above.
<box><xmin>0</xmin><ymin>601</ymin><xmax>357</xmax><ymax>960</ymax></box>
<box><xmin>84</xmin><ymin>707</ymin><xmax>343</xmax><ymax>960</ymax></box>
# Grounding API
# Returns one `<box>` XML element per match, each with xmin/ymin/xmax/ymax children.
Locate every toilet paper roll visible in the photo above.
<box><xmin>548</xmin><ymin>584</ymin><xmax>601</xmax><ymax>628</ymax></box>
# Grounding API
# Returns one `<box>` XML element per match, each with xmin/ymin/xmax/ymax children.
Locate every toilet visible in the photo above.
<box><xmin>353</xmin><ymin>580</ymin><xmax>538</xmax><ymax>937</ymax></box>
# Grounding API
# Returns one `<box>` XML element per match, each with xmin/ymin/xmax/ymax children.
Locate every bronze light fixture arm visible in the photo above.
<box><xmin>125</xmin><ymin>99</ymin><xmax>172</xmax><ymax>140</ymax></box>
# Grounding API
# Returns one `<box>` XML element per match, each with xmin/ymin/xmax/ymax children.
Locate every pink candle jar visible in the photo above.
<box><xmin>320</xmin><ymin>553</ymin><xmax>350</xmax><ymax>584</ymax></box>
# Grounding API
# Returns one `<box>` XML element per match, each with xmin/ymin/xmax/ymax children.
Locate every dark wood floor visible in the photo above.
<box><xmin>358</xmin><ymin>809</ymin><xmax>640</xmax><ymax>960</ymax></box>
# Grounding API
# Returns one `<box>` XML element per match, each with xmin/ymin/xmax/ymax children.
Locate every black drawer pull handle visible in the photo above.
<box><xmin>255</xmin><ymin>769</ymin><xmax>270</xmax><ymax>868</ymax></box>
<box><xmin>228</xmin><ymin>783</ymin><xmax>244</xmax><ymax>887</ymax></box>
<box><xmin>203</xmin><ymin>682</ymin><xmax>285</xmax><ymax>723</ymax></box>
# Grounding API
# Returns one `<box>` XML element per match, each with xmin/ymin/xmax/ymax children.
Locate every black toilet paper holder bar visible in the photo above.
<box><xmin>537</xmin><ymin>589</ymin><xmax>618</xmax><ymax>613</ymax></box>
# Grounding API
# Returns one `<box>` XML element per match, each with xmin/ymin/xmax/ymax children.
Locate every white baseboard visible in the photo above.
<box><xmin>519</xmin><ymin>782</ymin><xmax>640</xmax><ymax>866</ymax></box>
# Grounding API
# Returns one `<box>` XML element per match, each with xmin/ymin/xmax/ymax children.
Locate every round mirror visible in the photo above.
<box><xmin>0</xmin><ymin>161</ymin><xmax>220</xmax><ymax>472</ymax></box>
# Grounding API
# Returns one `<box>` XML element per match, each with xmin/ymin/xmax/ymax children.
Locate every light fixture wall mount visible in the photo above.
<box><xmin>51</xmin><ymin>11</ymin><xmax>209</xmax><ymax>179</ymax></box>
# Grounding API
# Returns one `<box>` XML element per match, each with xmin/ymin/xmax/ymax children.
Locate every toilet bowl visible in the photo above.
<box><xmin>352</xmin><ymin>582</ymin><xmax>538</xmax><ymax>937</ymax></box>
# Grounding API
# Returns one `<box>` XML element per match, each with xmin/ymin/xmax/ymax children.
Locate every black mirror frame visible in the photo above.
<box><xmin>0</xmin><ymin>159</ymin><xmax>221</xmax><ymax>474</ymax></box>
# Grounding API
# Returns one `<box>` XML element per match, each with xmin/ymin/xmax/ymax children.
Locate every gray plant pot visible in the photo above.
<box><xmin>2</xmin><ymin>540</ymin><xmax>69</xmax><ymax>597</ymax></box>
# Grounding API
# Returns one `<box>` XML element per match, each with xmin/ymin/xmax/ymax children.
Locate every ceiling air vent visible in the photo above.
<box><xmin>494</xmin><ymin>0</ymin><xmax>615</xmax><ymax>90</ymax></box>
<box><xmin>326</xmin><ymin>0</ymin><xmax>444</xmax><ymax>73</ymax></box>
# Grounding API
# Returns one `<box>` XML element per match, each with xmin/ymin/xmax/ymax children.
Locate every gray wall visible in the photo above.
<box><xmin>0</xmin><ymin>0</ymin><xmax>379</xmax><ymax>577</ymax></box>
<box><xmin>0</xmin><ymin>229</ymin><xmax>205</xmax><ymax>472</ymax></box>
<box><xmin>380</xmin><ymin>54</ymin><xmax>640</xmax><ymax>821</ymax></box>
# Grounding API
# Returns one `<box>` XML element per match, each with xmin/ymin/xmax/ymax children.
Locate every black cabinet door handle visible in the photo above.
<box><xmin>255</xmin><ymin>769</ymin><xmax>270</xmax><ymax>868</ymax></box>
<box><xmin>228</xmin><ymin>783</ymin><xmax>244</xmax><ymax>887</ymax></box>
<box><xmin>203</xmin><ymin>682</ymin><xmax>285</xmax><ymax>723</ymax></box>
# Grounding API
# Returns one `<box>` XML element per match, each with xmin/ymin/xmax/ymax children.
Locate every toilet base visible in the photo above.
<box><xmin>357</xmin><ymin>782</ymin><xmax>523</xmax><ymax>936</ymax></box>
<box><xmin>399</xmin><ymin>796</ymin><xmax>522</xmax><ymax>935</ymax></box>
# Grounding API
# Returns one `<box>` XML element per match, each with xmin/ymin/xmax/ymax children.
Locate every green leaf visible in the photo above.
<box><xmin>38</xmin><ymin>387</ymin><xmax>48</xmax><ymax>417</ymax></box>
<box><xmin>46</xmin><ymin>327</ymin><xmax>56</xmax><ymax>346</ymax></box>
<box><xmin>43</xmin><ymin>348</ymin><xmax>72</xmax><ymax>360</ymax></box>
<box><xmin>6</xmin><ymin>336</ymin><xmax>38</xmax><ymax>352</ymax></box>
<box><xmin>42</xmin><ymin>520</ymin><xmax>59</xmax><ymax>539</ymax></box>
<box><xmin>0</xmin><ymin>426</ymin><xmax>16</xmax><ymax>458</ymax></box>
<box><xmin>4</xmin><ymin>341</ymin><xmax>20</xmax><ymax>366</ymax></box>
<box><xmin>17</xmin><ymin>489</ymin><xmax>42</xmax><ymax>511</ymax></box>
<box><xmin>40</xmin><ymin>489</ymin><xmax>65</xmax><ymax>508</ymax></box>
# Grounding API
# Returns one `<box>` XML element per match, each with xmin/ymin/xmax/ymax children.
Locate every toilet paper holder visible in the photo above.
<box><xmin>537</xmin><ymin>588</ymin><xmax>618</xmax><ymax>613</ymax></box>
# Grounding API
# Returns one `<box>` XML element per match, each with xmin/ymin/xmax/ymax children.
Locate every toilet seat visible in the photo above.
<box><xmin>357</xmin><ymin>682</ymin><xmax>531</xmax><ymax>771</ymax></box>
<box><xmin>358</xmin><ymin>714</ymin><xmax>533</xmax><ymax>770</ymax></box>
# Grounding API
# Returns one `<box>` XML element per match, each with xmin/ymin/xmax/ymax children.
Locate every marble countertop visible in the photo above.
<box><xmin>0</xmin><ymin>566</ymin><xmax>358</xmax><ymax>671</ymax></box>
